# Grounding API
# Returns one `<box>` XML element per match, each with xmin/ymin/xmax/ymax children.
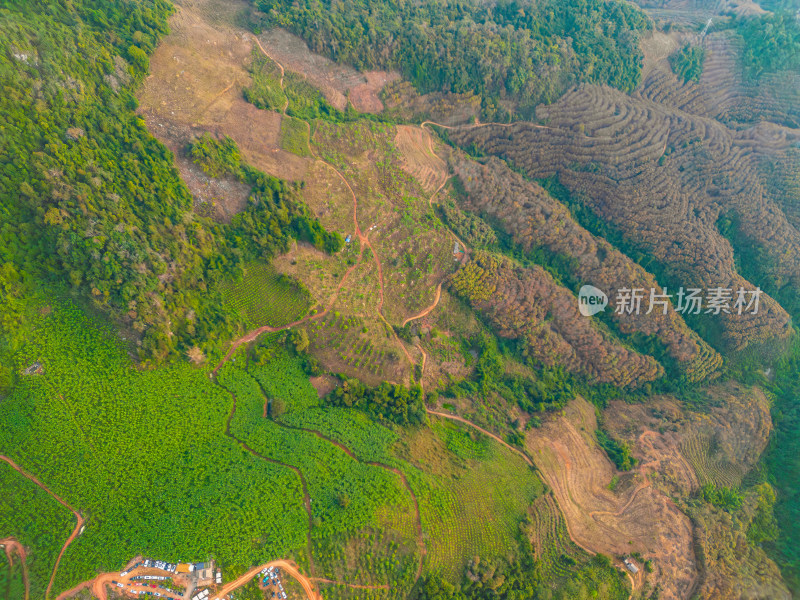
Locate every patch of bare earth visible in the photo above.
<box><xmin>604</xmin><ymin>383</ymin><xmax>790</xmax><ymax>599</ymax></box>
<box><xmin>525</xmin><ymin>397</ymin><xmax>697</xmax><ymax>600</ymax></box>
<box><xmin>256</xmin><ymin>28</ymin><xmax>398</xmax><ymax>113</ymax></box>
<box><xmin>309</xmin><ymin>375</ymin><xmax>338</xmax><ymax>398</ymax></box>
<box><xmin>137</xmin><ymin>0</ymin><xmax>309</xmax><ymax>219</ymax></box>
<box><xmin>605</xmin><ymin>383</ymin><xmax>772</xmax><ymax>491</ymax></box>
<box><xmin>394</xmin><ymin>125</ymin><xmax>448</xmax><ymax>195</ymax></box>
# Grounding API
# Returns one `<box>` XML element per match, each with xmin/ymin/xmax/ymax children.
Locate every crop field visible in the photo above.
<box><xmin>0</xmin><ymin>301</ymin><xmax>644</xmax><ymax>599</ymax></box>
<box><xmin>249</xmin><ymin>350</ymin><xmax>320</xmax><ymax>413</ymax></box>
<box><xmin>680</xmin><ymin>431</ymin><xmax>744</xmax><ymax>489</ymax></box>
<box><xmin>0</xmin><ymin>303</ymin><xmax>310</xmax><ymax>596</ymax></box>
<box><xmin>244</xmin><ymin>48</ymin><xmax>287</xmax><ymax>112</ymax></box>
<box><xmin>0</xmin><ymin>461</ymin><xmax>75</xmax><ymax>599</ymax></box>
<box><xmin>272</xmin><ymin>243</ymin><xmax>355</xmax><ymax>310</ymax></box>
<box><xmin>316</xmin><ymin>581</ymin><xmax>392</xmax><ymax>600</ymax></box>
<box><xmin>0</xmin><ymin>552</ymin><xmax>24</xmax><ymax>600</ymax></box>
<box><xmin>432</xmin><ymin>420</ymin><xmax>490</xmax><ymax>462</ymax></box>
<box><xmin>219</xmin><ymin>262</ymin><xmax>311</xmax><ymax>328</ymax></box>
<box><xmin>280</xmin><ymin>407</ymin><xmax>400</xmax><ymax>465</ymax></box>
<box><xmin>450</xmin><ymin>81</ymin><xmax>798</xmax><ymax>354</ymax></box>
<box><xmin>526</xmin><ymin>493</ymin><xmax>586</xmax><ymax>581</ymax></box>
<box><xmin>306</xmin><ymin>312</ymin><xmax>408</xmax><ymax>385</ymax></box>
<box><xmin>310</xmin><ymin>121</ymin><xmax>458</xmax><ymax>325</ymax></box>
<box><xmin>400</xmin><ymin>425</ymin><xmax>544</xmax><ymax>580</ymax></box>
<box><xmin>217</xmin><ymin>364</ymin><xmax>420</xmax><ymax>590</ymax></box>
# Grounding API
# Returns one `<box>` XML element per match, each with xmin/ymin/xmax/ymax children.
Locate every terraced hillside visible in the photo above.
<box><xmin>638</xmin><ymin>31</ymin><xmax>800</xmax><ymax>127</ymax></box>
<box><xmin>449</xmin><ymin>154</ymin><xmax>722</xmax><ymax>382</ymax></box>
<box><xmin>450</xmin><ymin>252</ymin><xmax>663</xmax><ymax>387</ymax></box>
<box><xmin>450</xmin><ymin>84</ymin><xmax>800</xmax><ymax>351</ymax></box>
<box><xmin>525</xmin><ymin>397</ymin><xmax>697</xmax><ymax>600</ymax></box>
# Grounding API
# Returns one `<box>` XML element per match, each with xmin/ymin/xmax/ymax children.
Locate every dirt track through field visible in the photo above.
<box><xmin>215</xmin><ymin>39</ymin><xmax>419</xmax><ymax>377</ymax></box>
<box><xmin>215</xmin><ymin>383</ymin><xmax>317</xmax><ymax>576</ymax></box>
<box><xmin>0</xmin><ymin>455</ymin><xmax>84</xmax><ymax>600</ymax></box>
<box><xmin>0</xmin><ymin>538</ymin><xmax>29</xmax><ymax>600</ymax></box>
<box><xmin>271</xmin><ymin>418</ymin><xmax>427</xmax><ymax>584</ymax></box>
<box><xmin>401</xmin><ymin>282</ymin><xmax>443</xmax><ymax>327</ymax></box>
<box><xmin>421</xmin><ymin>120</ymin><xmax>552</xmax><ymax>132</ymax></box>
<box><xmin>212</xmin><ymin>243</ymin><xmax>364</xmax><ymax>374</ymax></box>
<box><xmin>424</xmin><ymin>412</ymin><xmax>533</xmax><ymax>466</ymax></box>
<box><xmin>311</xmin><ymin>577</ymin><xmax>388</xmax><ymax>590</ymax></box>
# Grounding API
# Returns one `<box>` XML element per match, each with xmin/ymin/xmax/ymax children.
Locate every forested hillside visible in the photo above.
<box><xmin>0</xmin><ymin>0</ymin><xmax>338</xmax><ymax>367</ymax></box>
<box><xmin>253</xmin><ymin>0</ymin><xmax>652</xmax><ymax>118</ymax></box>
<box><xmin>740</xmin><ymin>12</ymin><xmax>800</xmax><ymax>78</ymax></box>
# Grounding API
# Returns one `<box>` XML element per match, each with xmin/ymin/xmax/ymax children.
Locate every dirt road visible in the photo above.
<box><xmin>0</xmin><ymin>456</ymin><xmax>84</xmax><ymax>600</ymax></box>
<box><xmin>420</xmin><ymin>119</ymin><xmax>551</xmax><ymax>131</ymax></box>
<box><xmin>0</xmin><ymin>538</ymin><xmax>30</xmax><ymax>600</ymax></box>
<box><xmin>425</xmin><ymin>411</ymin><xmax>533</xmax><ymax>466</ymax></box>
<box><xmin>212</xmin><ymin>560</ymin><xmax>319</xmax><ymax>600</ymax></box>
<box><xmin>215</xmin><ymin>38</ymin><xmax>419</xmax><ymax>375</ymax></box>
<box><xmin>401</xmin><ymin>282</ymin><xmax>443</xmax><ymax>327</ymax></box>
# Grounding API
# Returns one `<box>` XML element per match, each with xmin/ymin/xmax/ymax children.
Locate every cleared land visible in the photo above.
<box><xmin>604</xmin><ymin>383</ymin><xmax>791</xmax><ymax>599</ymax></box>
<box><xmin>525</xmin><ymin>397</ymin><xmax>697</xmax><ymax>600</ymax></box>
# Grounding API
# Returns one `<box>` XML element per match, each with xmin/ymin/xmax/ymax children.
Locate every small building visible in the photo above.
<box><xmin>453</xmin><ymin>242</ymin><xmax>460</xmax><ymax>254</ymax></box>
<box><xmin>345</xmin><ymin>235</ymin><xmax>352</xmax><ymax>243</ymax></box>
<box><xmin>22</xmin><ymin>361</ymin><xmax>43</xmax><ymax>376</ymax></box>
<box><xmin>624</xmin><ymin>558</ymin><xmax>639</xmax><ymax>574</ymax></box>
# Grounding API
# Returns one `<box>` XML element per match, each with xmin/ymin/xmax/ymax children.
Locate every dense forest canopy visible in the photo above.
<box><xmin>254</xmin><ymin>0</ymin><xmax>652</xmax><ymax>118</ymax></box>
<box><xmin>740</xmin><ymin>11</ymin><xmax>800</xmax><ymax>78</ymax></box>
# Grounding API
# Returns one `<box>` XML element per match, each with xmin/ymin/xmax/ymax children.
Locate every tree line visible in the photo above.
<box><xmin>253</xmin><ymin>0</ymin><xmax>652</xmax><ymax>118</ymax></box>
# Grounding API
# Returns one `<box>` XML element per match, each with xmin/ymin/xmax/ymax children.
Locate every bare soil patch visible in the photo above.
<box><xmin>253</xmin><ymin>28</ymin><xmax>400</xmax><ymax>113</ymax></box>
<box><xmin>137</xmin><ymin>0</ymin><xmax>310</xmax><ymax>213</ymax></box>
<box><xmin>525</xmin><ymin>398</ymin><xmax>697</xmax><ymax>600</ymax></box>
<box><xmin>394</xmin><ymin>125</ymin><xmax>448</xmax><ymax>195</ymax></box>
<box><xmin>256</xmin><ymin>28</ymin><xmax>398</xmax><ymax>113</ymax></box>
<box><xmin>309</xmin><ymin>375</ymin><xmax>338</xmax><ymax>398</ymax></box>
<box><xmin>605</xmin><ymin>383</ymin><xmax>773</xmax><ymax>491</ymax></box>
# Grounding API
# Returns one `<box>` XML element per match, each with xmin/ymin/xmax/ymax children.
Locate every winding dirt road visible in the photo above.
<box><xmin>0</xmin><ymin>456</ymin><xmax>84</xmax><ymax>600</ymax></box>
<box><xmin>401</xmin><ymin>282</ymin><xmax>443</xmax><ymax>328</ymax></box>
<box><xmin>0</xmin><ymin>538</ymin><xmax>29</xmax><ymax>600</ymax></box>
<box><xmin>273</xmin><ymin>419</ymin><xmax>427</xmax><ymax>583</ymax></box>
<box><xmin>212</xmin><ymin>560</ymin><xmax>319</xmax><ymax>600</ymax></box>
<box><xmin>215</xmin><ymin>38</ymin><xmax>419</xmax><ymax>375</ymax></box>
